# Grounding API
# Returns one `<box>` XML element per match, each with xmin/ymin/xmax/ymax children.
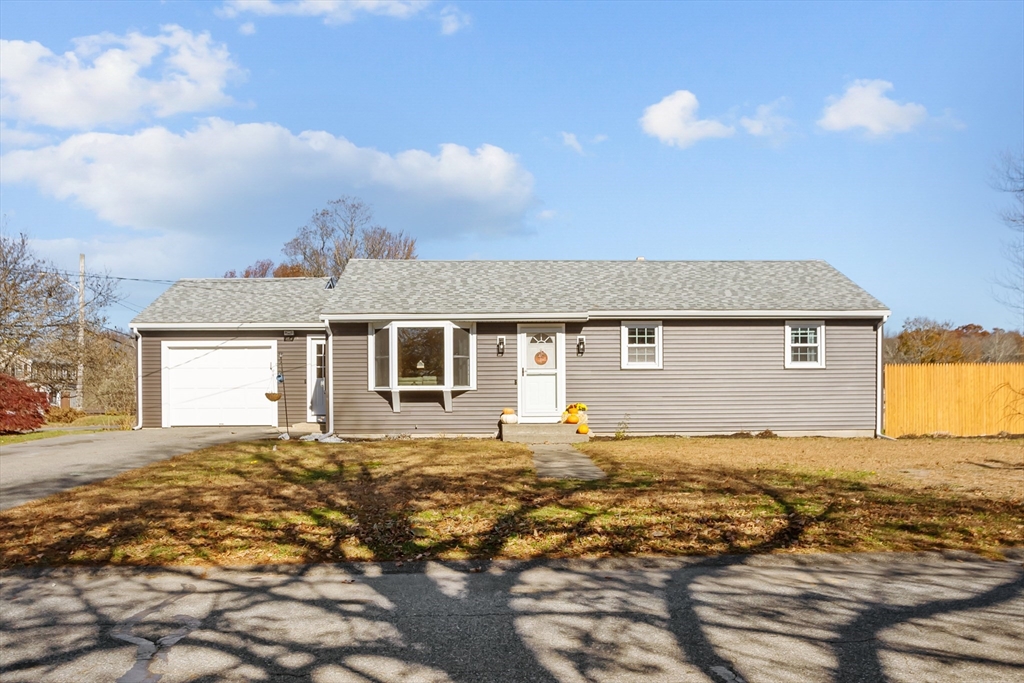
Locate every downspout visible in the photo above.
<box><xmin>132</xmin><ymin>327</ymin><xmax>143</xmax><ymax>430</ymax></box>
<box><xmin>875</xmin><ymin>315</ymin><xmax>888</xmax><ymax>438</ymax></box>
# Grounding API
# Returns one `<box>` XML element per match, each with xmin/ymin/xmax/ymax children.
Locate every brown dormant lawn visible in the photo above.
<box><xmin>1</xmin><ymin>436</ymin><xmax>1020</xmax><ymax>568</ymax></box>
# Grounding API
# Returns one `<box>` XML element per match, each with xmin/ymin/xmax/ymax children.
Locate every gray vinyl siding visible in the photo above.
<box><xmin>331</xmin><ymin>322</ymin><xmax>517</xmax><ymax>435</ymax></box>
<box><xmin>139</xmin><ymin>330</ymin><xmax>313</xmax><ymax>428</ymax></box>
<box><xmin>565</xmin><ymin>319</ymin><xmax>878</xmax><ymax>434</ymax></box>
<box><xmin>140</xmin><ymin>335</ymin><xmax>161</xmax><ymax>428</ymax></box>
<box><xmin>328</xmin><ymin>319</ymin><xmax>878</xmax><ymax>436</ymax></box>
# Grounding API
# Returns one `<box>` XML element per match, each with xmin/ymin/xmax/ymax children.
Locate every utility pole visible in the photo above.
<box><xmin>77</xmin><ymin>253</ymin><xmax>85</xmax><ymax>411</ymax></box>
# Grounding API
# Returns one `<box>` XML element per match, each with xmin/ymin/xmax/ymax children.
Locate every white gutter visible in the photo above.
<box><xmin>589</xmin><ymin>309</ymin><xmax>892</xmax><ymax>320</ymax></box>
<box><xmin>321</xmin><ymin>309</ymin><xmax>891</xmax><ymax>323</ymax></box>
<box><xmin>131</xmin><ymin>322</ymin><xmax>325</xmax><ymax>331</ymax></box>
<box><xmin>131</xmin><ymin>326</ymin><xmax>143</xmax><ymax>430</ymax></box>
<box><xmin>321</xmin><ymin>312</ymin><xmax>590</xmax><ymax>323</ymax></box>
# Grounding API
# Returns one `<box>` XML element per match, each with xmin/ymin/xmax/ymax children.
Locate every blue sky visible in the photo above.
<box><xmin>1</xmin><ymin>0</ymin><xmax>1021</xmax><ymax>331</ymax></box>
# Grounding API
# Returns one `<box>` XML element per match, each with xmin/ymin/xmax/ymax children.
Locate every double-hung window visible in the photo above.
<box><xmin>369</xmin><ymin>322</ymin><xmax>476</xmax><ymax>395</ymax></box>
<box><xmin>785</xmin><ymin>321</ymin><xmax>825</xmax><ymax>368</ymax></box>
<box><xmin>621</xmin><ymin>321</ymin><xmax>663</xmax><ymax>369</ymax></box>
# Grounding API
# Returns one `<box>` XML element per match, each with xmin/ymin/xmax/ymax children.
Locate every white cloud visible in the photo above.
<box><xmin>560</xmin><ymin>132</ymin><xmax>584</xmax><ymax>155</ymax></box>
<box><xmin>537</xmin><ymin>209</ymin><xmax>556</xmax><ymax>220</ymax></box>
<box><xmin>591</xmin><ymin>134</ymin><xmax>608</xmax><ymax>144</ymax></box>
<box><xmin>439</xmin><ymin>5</ymin><xmax>470</xmax><ymax>35</ymax></box>
<box><xmin>740</xmin><ymin>98</ymin><xmax>791</xmax><ymax>140</ymax></box>
<box><xmin>239</xmin><ymin>22</ymin><xmax>258</xmax><ymax>35</ymax></box>
<box><xmin>0</xmin><ymin>122</ymin><xmax>52</xmax><ymax>148</ymax></box>
<box><xmin>0</xmin><ymin>26</ymin><xmax>241</xmax><ymax>130</ymax></box>
<box><xmin>1</xmin><ymin>118</ymin><xmax>536</xmax><ymax>239</ymax></box>
<box><xmin>817</xmin><ymin>79</ymin><xmax>927</xmax><ymax>136</ymax></box>
<box><xmin>640</xmin><ymin>90</ymin><xmax>734</xmax><ymax>149</ymax></box>
<box><xmin>30</xmin><ymin>232</ymin><xmax>203</xmax><ymax>281</ymax></box>
<box><xmin>220</xmin><ymin>0</ymin><xmax>430</xmax><ymax>25</ymax></box>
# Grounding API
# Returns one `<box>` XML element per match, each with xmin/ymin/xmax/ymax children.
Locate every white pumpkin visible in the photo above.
<box><xmin>500</xmin><ymin>412</ymin><xmax>519</xmax><ymax>424</ymax></box>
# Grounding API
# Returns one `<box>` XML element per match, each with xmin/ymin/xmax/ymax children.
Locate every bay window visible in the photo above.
<box><xmin>369</xmin><ymin>322</ymin><xmax>476</xmax><ymax>410</ymax></box>
<box><xmin>398</xmin><ymin>327</ymin><xmax>445</xmax><ymax>386</ymax></box>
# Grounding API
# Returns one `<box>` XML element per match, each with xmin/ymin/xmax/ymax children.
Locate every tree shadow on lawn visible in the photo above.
<box><xmin>0</xmin><ymin>438</ymin><xmax>1021</xmax><ymax>570</ymax></box>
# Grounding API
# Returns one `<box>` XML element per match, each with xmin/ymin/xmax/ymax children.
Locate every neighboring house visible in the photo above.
<box><xmin>130</xmin><ymin>260</ymin><xmax>891</xmax><ymax>437</ymax></box>
<box><xmin>5</xmin><ymin>353</ymin><xmax>76</xmax><ymax>408</ymax></box>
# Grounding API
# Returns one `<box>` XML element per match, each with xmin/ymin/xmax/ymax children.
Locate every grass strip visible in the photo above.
<box><xmin>0</xmin><ymin>437</ymin><xmax>1020</xmax><ymax>568</ymax></box>
<box><xmin>0</xmin><ymin>430</ymin><xmax>101</xmax><ymax>446</ymax></box>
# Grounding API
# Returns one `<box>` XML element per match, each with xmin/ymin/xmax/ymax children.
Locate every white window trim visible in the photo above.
<box><xmin>785</xmin><ymin>320</ymin><xmax>826</xmax><ymax>369</ymax></box>
<box><xmin>621</xmin><ymin>321</ymin><xmax>663</xmax><ymax>369</ymax></box>
<box><xmin>366</xmin><ymin>322</ymin><xmax>477</xmax><ymax>410</ymax></box>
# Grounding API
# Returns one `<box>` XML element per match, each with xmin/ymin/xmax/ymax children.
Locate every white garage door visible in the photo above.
<box><xmin>162</xmin><ymin>341</ymin><xmax>278</xmax><ymax>427</ymax></box>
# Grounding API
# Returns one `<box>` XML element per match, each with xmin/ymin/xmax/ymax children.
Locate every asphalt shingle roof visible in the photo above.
<box><xmin>132</xmin><ymin>277</ymin><xmax>334</xmax><ymax>325</ymax></box>
<box><xmin>132</xmin><ymin>260</ymin><xmax>888</xmax><ymax>326</ymax></box>
<box><xmin>323</xmin><ymin>259</ymin><xmax>888</xmax><ymax>317</ymax></box>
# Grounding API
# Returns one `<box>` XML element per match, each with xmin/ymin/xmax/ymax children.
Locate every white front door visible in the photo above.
<box><xmin>518</xmin><ymin>326</ymin><xmax>565</xmax><ymax>422</ymax></box>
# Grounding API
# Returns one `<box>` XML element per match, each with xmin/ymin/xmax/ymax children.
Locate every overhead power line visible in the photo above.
<box><xmin>5</xmin><ymin>266</ymin><xmax>270</xmax><ymax>297</ymax></box>
<box><xmin>8</xmin><ymin>265</ymin><xmax>178</xmax><ymax>285</ymax></box>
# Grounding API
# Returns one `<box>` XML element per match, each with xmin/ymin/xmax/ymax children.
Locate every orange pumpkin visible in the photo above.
<box><xmin>566</xmin><ymin>414</ymin><xmax>580</xmax><ymax>424</ymax></box>
<box><xmin>502</xmin><ymin>408</ymin><xmax>516</xmax><ymax>415</ymax></box>
<box><xmin>567</xmin><ymin>406</ymin><xmax>579</xmax><ymax>415</ymax></box>
<box><xmin>577</xmin><ymin>424</ymin><xmax>590</xmax><ymax>435</ymax></box>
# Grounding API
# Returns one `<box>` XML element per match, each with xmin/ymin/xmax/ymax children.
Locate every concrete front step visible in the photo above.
<box><xmin>501</xmin><ymin>422</ymin><xmax>589</xmax><ymax>444</ymax></box>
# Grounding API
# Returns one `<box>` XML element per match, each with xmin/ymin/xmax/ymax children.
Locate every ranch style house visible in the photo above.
<box><xmin>130</xmin><ymin>259</ymin><xmax>891</xmax><ymax>437</ymax></box>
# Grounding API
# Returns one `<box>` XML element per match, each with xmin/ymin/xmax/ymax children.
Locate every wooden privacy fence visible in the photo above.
<box><xmin>884</xmin><ymin>363</ymin><xmax>1024</xmax><ymax>437</ymax></box>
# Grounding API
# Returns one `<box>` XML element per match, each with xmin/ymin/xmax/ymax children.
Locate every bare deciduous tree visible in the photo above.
<box><xmin>85</xmin><ymin>328</ymin><xmax>137</xmax><ymax>421</ymax></box>
<box><xmin>224</xmin><ymin>259</ymin><xmax>274</xmax><ymax>278</ymax></box>
<box><xmin>0</xmin><ymin>231</ymin><xmax>120</xmax><ymax>400</ymax></box>
<box><xmin>993</xmin><ymin>149</ymin><xmax>1024</xmax><ymax>328</ymax></box>
<box><xmin>271</xmin><ymin>263</ymin><xmax>308</xmax><ymax>278</ymax></box>
<box><xmin>281</xmin><ymin>196</ymin><xmax>371</xmax><ymax>278</ymax></box>
<box><xmin>883</xmin><ymin>317</ymin><xmax>1023</xmax><ymax>364</ymax></box>
<box><xmin>222</xmin><ymin>196</ymin><xmax>417</xmax><ymax>279</ymax></box>
<box><xmin>279</xmin><ymin>196</ymin><xmax>416</xmax><ymax>278</ymax></box>
<box><xmin>359</xmin><ymin>225</ymin><xmax>417</xmax><ymax>260</ymax></box>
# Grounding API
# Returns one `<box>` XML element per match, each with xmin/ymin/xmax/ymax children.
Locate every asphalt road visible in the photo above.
<box><xmin>1</xmin><ymin>552</ymin><xmax>1021</xmax><ymax>682</ymax></box>
<box><xmin>0</xmin><ymin>427</ymin><xmax>274</xmax><ymax>510</ymax></box>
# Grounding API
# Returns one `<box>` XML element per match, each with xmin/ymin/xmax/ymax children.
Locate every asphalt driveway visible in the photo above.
<box><xmin>0</xmin><ymin>427</ymin><xmax>274</xmax><ymax>510</ymax></box>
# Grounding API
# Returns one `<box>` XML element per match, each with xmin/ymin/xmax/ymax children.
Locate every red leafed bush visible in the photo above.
<box><xmin>0</xmin><ymin>373</ymin><xmax>49</xmax><ymax>434</ymax></box>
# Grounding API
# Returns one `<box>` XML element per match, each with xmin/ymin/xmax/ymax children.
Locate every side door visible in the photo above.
<box><xmin>307</xmin><ymin>336</ymin><xmax>327</xmax><ymax>422</ymax></box>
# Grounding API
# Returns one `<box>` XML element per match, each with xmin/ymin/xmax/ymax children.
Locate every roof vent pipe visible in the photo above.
<box><xmin>636</xmin><ymin>256</ymin><xmax>645</xmax><ymax>261</ymax></box>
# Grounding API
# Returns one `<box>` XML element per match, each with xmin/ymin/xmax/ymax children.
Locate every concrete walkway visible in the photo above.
<box><xmin>531</xmin><ymin>444</ymin><xmax>607</xmax><ymax>480</ymax></box>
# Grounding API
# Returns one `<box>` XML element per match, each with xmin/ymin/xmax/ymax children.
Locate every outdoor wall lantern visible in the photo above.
<box><xmin>576</xmin><ymin>336</ymin><xmax>586</xmax><ymax>356</ymax></box>
<box><xmin>496</xmin><ymin>336</ymin><xmax>506</xmax><ymax>356</ymax></box>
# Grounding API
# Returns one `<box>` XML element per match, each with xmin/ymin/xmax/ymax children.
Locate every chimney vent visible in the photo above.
<box><xmin>636</xmin><ymin>256</ymin><xmax>645</xmax><ymax>261</ymax></box>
